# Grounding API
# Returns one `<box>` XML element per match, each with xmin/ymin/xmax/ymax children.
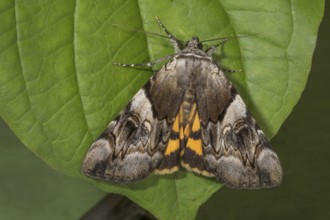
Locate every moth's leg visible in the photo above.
<box><xmin>205</xmin><ymin>38</ymin><xmax>229</xmax><ymax>56</ymax></box>
<box><xmin>155</xmin><ymin>16</ymin><xmax>182</xmax><ymax>53</ymax></box>
<box><xmin>222</xmin><ymin>68</ymin><xmax>242</xmax><ymax>73</ymax></box>
<box><xmin>206</xmin><ymin>39</ymin><xmax>242</xmax><ymax>73</ymax></box>
<box><xmin>113</xmin><ymin>54</ymin><xmax>175</xmax><ymax>68</ymax></box>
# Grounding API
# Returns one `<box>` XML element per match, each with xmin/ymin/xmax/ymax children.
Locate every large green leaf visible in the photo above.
<box><xmin>0</xmin><ymin>0</ymin><xmax>324</xmax><ymax>219</ymax></box>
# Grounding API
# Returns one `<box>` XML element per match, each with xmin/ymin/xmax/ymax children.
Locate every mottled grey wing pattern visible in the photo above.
<box><xmin>82</xmin><ymin>63</ymin><xmax>185</xmax><ymax>182</ymax></box>
<box><xmin>194</xmin><ymin>60</ymin><xmax>233</xmax><ymax>124</ymax></box>
<box><xmin>144</xmin><ymin>58</ymin><xmax>189</xmax><ymax>122</ymax></box>
<box><xmin>195</xmin><ymin>65</ymin><xmax>283</xmax><ymax>189</ymax></box>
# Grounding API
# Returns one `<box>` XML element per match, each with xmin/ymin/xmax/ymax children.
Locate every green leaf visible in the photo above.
<box><xmin>0</xmin><ymin>0</ymin><xmax>324</xmax><ymax>220</ymax></box>
<box><xmin>0</xmin><ymin>119</ymin><xmax>105</xmax><ymax>220</ymax></box>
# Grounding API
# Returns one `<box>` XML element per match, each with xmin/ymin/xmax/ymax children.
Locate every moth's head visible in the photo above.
<box><xmin>185</xmin><ymin>36</ymin><xmax>203</xmax><ymax>50</ymax></box>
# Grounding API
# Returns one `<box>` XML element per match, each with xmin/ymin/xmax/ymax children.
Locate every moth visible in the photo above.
<box><xmin>82</xmin><ymin>17</ymin><xmax>283</xmax><ymax>189</ymax></box>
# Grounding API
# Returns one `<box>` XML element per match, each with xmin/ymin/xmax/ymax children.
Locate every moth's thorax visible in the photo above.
<box><xmin>180</xmin><ymin>48</ymin><xmax>209</xmax><ymax>59</ymax></box>
<box><xmin>170</xmin><ymin>55</ymin><xmax>215</xmax><ymax>126</ymax></box>
<box><xmin>180</xmin><ymin>36</ymin><xmax>208</xmax><ymax>57</ymax></box>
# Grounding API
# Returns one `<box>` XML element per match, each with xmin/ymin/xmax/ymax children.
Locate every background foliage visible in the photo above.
<box><xmin>0</xmin><ymin>0</ymin><xmax>326</xmax><ymax>219</ymax></box>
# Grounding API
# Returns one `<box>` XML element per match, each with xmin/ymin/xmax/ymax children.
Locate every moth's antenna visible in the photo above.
<box><xmin>155</xmin><ymin>16</ymin><xmax>184</xmax><ymax>53</ymax></box>
<box><xmin>201</xmin><ymin>35</ymin><xmax>251</xmax><ymax>43</ymax></box>
<box><xmin>111</xmin><ymin>24</ymin><xmax>171</xmax><ymax>40</ymax></box>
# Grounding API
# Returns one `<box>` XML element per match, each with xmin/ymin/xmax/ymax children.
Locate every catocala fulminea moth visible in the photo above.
<box><xmin>82</xmin><ymin>17</ymin><xmax>283</xmax><ymax>189</ymax></box>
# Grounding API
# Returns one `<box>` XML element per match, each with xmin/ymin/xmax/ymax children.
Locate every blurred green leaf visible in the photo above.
<box><xmin>0</xmin><ymin>0</ymin><xmax>324</xmax><ymax>219</ymax></box>
<box><xmin>0</xmin><ymin>119</ymin><xmax>105</xmax><ymax>220</ymax></box>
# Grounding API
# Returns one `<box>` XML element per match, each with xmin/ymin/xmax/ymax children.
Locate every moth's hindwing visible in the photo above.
<box><xmin>153</xmin><ymin>113</ymin><xmax>180</xmax><ymax>174</ymax></box>
<box><xmin>181</xmin><ymin>103</ymin><xmax>215</xmax><ymax>177</ymax></box>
